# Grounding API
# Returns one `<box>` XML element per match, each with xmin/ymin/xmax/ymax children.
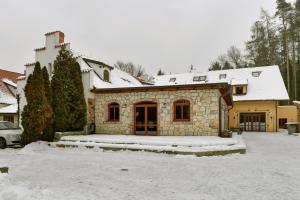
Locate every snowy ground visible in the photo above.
<box><xmin>58</xmin><ymin>134</ymin><xmax>245</xmax><ymax>155</ymax></box>
<box><xmin>1</xmin><ymin>132</ymin><xmax>300</xmax><ymax>200</ymax></box>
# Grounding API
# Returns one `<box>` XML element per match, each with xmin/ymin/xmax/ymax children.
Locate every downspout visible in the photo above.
<box><xmin>219</xmin><ymin>86</ymin><xmax>232</xmax><ymax>136</ymax></box>
<box><xmin>275</xmin><ymin>101</ymin><xmax>278</xmax><ymax>132</ymax></box>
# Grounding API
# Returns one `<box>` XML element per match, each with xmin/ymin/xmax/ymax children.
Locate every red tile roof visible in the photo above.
<box><xmin>0</xmin><ymin>69</ymin><xmax>23</xmax><ymax>98</ymax></box>
<box><xmin>0</xmin><ymin>69</ymin><xmax>23</xmax><ymax>83</ymax></box>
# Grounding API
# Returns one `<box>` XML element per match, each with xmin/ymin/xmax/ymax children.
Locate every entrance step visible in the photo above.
<box><xmin>55</xmin><ymin>134</ymin><xmax>246</xmax><ymax>157</ymax></box>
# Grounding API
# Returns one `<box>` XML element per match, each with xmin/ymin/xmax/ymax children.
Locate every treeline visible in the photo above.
<box><xmin>21</xmin><ymin>46</ymin><xmax>87</xmax><ymax>145</ymax></box>
<box><xmin>209</xmin><ymin>0</ymin><xmax>300</xmax><ymax>102</ymax></box>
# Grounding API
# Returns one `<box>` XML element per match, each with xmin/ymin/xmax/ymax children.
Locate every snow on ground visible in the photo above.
<box><xmin>58</xmin><ymin>134</ymin><xmax>245</xmax><ymax>154</ymax></box>
<box><xmin>0</xmin><ymin>132</ymin><xmax>300</xmax><ymax>200</ymax></box>
<box><xmin>61</xmin><ymin>134</ymin><xmax>238</xmax><ymax>147</ymax></box>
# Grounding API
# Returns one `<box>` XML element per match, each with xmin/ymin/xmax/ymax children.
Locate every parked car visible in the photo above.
<box><xmin>0</xmin><ymin>121</ymin><xmax>22</xmax><ymax>149</ymax></box>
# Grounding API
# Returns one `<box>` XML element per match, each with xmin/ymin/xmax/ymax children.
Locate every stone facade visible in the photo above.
<box><xmin>95</xmin><ymin>88</ymin><xmax>228</xmax><ymax>136</ymax></box>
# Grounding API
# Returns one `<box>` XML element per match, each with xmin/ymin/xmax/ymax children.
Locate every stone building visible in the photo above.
<box><xmin>93</xmin><ymin>84</ymin><xmax>232</xmax><ymax>136</ymax></box>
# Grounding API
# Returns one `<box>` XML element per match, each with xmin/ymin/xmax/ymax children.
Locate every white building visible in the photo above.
<box><xmin>17</xmin><ymin>31</ymin><xmax>142</xmax><ymax>130</ymax></box>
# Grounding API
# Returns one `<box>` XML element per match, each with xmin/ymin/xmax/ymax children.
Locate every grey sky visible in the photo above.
<box><xmin>0</xmin><ymin>0</ymin><xmax>292</xmax><ymax>75</ymax></box>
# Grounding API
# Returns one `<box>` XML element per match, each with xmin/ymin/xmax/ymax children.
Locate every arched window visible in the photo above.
<box><xmin>104</xmin><ymin>70</ymin><xmax>110</xmax><ymax>82</ymax></box>
<box><xmin>173</xmin><ymin>100</ymin><xmax>190</xmax><ymax>121</ymax></box>
<box><xmin>108</xmin><ymin>102</ymin><xmax>119</xmax><ymax>121</ymax></box>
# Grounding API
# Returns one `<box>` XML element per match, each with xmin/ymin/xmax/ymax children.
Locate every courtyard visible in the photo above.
<box><xmin>0</xmin><ymin>132</ymin><xmax>300</xmax><ymax>200</ymax></box>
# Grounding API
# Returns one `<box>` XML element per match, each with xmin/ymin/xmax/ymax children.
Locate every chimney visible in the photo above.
<box><xmin>45</xmin><ymin>31</ymin><xmax>65</xmax><ymax>48</ymax></box>
<box><xmin>59</xmin><ymin>32</ymin><xmax>64</xmax><ymax>44</ymax></box>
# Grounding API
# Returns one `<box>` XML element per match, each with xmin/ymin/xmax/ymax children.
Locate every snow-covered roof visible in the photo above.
<box><xmin>78</xmin><ymin>57</ymin><xmax>143</xmax><ymax>89</ymax></box>
<box><xmin>2</xmin><ymin>78</ymin><xmax>17</xmax><ymax>87</ymax></box>
<box><xmin>231</xmin><ymin>78</ymin><xmax>248</xmax><ymax>86</ymax></box>
<box><xmin>93</xmin><ymin>68</ymin><xmax>143</xmax><ymax>89</ymax></box>
<box><xmin>0</xmin><ymin>103</ymin><xmax>17</xmax><ymax>114</ymax></box>
<box><xmin>153</xmin><ymin>66</ymin><xmax>289</xmax><ymax>102</ymax></box>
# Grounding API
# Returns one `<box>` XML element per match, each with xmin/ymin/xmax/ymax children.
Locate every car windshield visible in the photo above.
<box><xmin>0</xmin><ymin>121</ymin><xmax>18</xmax><ymax>130</ymax></box>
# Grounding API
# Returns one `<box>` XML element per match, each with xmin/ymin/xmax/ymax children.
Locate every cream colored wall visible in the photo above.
<box><xmin>95</xmin><ymin>89</ymin><xmax>226</xmax><ymax>136</ymax></box>
<box><xmin>277</xmin><ymin>106</ymin><xmax>298</xmax><ymax>123</ymax></box>
<box><xmin>229</xmin><ymin>100</ymin><xmax>278</xmax><ymax>132</ymax></box>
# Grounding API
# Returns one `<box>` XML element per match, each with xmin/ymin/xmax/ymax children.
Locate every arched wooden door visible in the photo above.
<box><xmin>134</xmin><ymin>102</ymin><xmax>157</xmax><ymax>136</ymax></box>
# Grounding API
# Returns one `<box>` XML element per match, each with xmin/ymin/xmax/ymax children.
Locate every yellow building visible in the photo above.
<box><xmin>227</xmin><ymin>66</ymin><xmax>295</xmax><ymax>132</ymax></box>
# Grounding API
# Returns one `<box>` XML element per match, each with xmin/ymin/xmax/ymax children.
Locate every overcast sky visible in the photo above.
<box><xmin>0</xmin><ymin>0</ymin><xmax>295</xmax><ymax>75</ymax></box>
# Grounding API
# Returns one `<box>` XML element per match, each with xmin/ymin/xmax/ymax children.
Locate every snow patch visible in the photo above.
<box><xmin>0</xmin><ymin>174</ymin><xmax>48</xmax><ymax>200</ymax></box>
<box><xmin>19</xmin><ymin>141</ymin><xmax>51</xmax><ymax>155</ymax></box>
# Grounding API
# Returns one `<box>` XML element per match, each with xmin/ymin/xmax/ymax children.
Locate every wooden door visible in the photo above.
<box><xmin>134</xmin><ymin>102</ymin><xmax>157</xmax><ymax>135</ymax></box>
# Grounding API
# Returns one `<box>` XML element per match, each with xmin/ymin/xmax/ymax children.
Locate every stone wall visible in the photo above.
<box><xmin>95</xmin><ymin>89</ymin><xmax>224</xmax><ymax>136</ymax></box>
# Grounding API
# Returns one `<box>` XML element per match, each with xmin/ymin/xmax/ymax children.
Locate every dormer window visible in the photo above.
<box><xmin>104</xmin><ymin>69</ymin><xmax>110</xmax><ymax>82</ymax></box>
<box><xmin>219</xmin><ymin>74</ymin><xmax>226</xmax><ymax>79</ymax></box>
<box><xmin>252</xmin><ymin>71</ymin><xmax>261</xmax><ymax>77</ymax></box>
<box><xmin>234</xmin><ymin>85</ymin><xmax>247</xmax><ymax>95</ymax></box>
<box><xmin>193</xmin><ymin>76</ymin><xmax>206</xmax><ymax>82</ymax></box>
<box><xmin>169</xmin><ymin>78</ymin><xmax>176</xmax><ymax>82</ymax></box>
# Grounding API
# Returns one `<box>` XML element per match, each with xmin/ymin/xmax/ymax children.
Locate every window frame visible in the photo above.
<box><xmin>3</xmin><ymin>115</ymin><xmax>14</xmax><ymax>123</ymax></box>
<box><xmin>108</xmin><ymin>102</ymin><xmax>120</xmax><ymax>122</ymax></box>
<box><xmin>173</xmin><ymin>100</ymin><xmax>190</xmax><ymax>122</ymax></box>
<box><xmin>235</xmin><ymin>86</ymin><xmax>245</xmax><ymax>95</ymax></box>
<box><xmin>219</xmin><ymin>74</ymin><xmax>227</xmax><ymax>79</ymax></box>
<box><xmin>193</xmin><ymin>76</ymin><xmax>207</xmax><ymax>82</ymax></box>
<box><xmin>169</xmin><ymin>78</ymin><xmax>176</xmax><ymax>82</ymax></box>
<box><xmin>252</xmin><ymin>71</ymin><xmax>262</xmax><ymax>77</ymax></box>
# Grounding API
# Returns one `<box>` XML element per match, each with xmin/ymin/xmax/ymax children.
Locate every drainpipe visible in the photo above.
<box><xmin>219</xmin><ymin>86</ymin><xmax>232</xmax><ymax>136</ymax></box>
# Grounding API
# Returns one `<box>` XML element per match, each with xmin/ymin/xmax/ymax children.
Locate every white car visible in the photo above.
<box><xmin>0</xmin><ymin>121</ymin><xmax>22</xmax><ymax>149</ymax></box>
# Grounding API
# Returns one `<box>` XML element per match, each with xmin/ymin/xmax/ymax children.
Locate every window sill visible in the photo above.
<box><xmin>106</xmin><ymin>120</ymin><xmax>120</xmax><ymax>123</ymax></box>
<box><xmin>173</xmin><ymin>119</ymin><xmax>190</xmax><ymax>122</ymax></box>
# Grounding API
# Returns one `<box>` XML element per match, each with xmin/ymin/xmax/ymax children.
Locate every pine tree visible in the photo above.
<box><xmin>67</xmin><ymin>62</ymin><xmax>87</xmax><ymax>131</ymax></box>
<box><xmin>41</xmin><ymin>67</ymin><xmax>54</xmax><ymax>141</ymax></box>
<box><xmin>222</xmin><ymin>61</ymin><xmax>234</xmax><ymax>70</ymax></box>
<box><xmin>21</xmin><ymin>63</ymin><xmax>49</xmax><ymax>145</ymax></box>
<box><xmin>51</xmin><ymin>46</ymin><xmax>71</xmax><ymax>131</ymax></box>
<box><xmin>51</xmin><ymin>46</ymin><xmax>87</xmax><ymax>131</ymax></box>
<box><xmin>157</xmin><ymin>69</ymin><xmax>165</xmax><ymax>75</ymax></box>
<box><xmin>276</xmin><ymin>0</ymin><xmax>292</xmax><ymax>101</ymax></box>
<box><xmin>208</xmin><ymin>62</ymin><xmax>222</xmax><ymax>71</ymax></box>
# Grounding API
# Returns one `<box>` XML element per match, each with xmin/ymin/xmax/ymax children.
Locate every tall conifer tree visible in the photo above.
<box><xmin>41</xmin><ymin>67</ymin><xmax>54</xmax><ymax>141</ymax></box>
<box><xmin>51</xmin><ymin>46</ymin><xmax>87</xmax><ymax>131</ymax></box>
<box><xmin>21</xmin><ymin>63</ymin><xmax>49</xmax><ymax>144</ymax></box>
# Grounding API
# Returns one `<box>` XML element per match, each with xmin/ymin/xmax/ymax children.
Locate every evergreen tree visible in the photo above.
<box><xmin>209</xmin><ymin>62</ymin><xmax>222</xmax><ymax>71</ymax></box>
<box><xmin>51</xmin><ymin>46</ymin><xmax>87</xmax><ymax>131</ymax></box>
<box><xmin>51</xmin><ymin>46</ymin><xmax>72</xmax><ymax>131</ymax></box>
<box><xmin>276</xmin><ymin>0</ymin><xmax>293</xmax><ymax>99</ymax></box>
<box><xmin>67</xmin><ymin>62</ymin><xmax>87</xmax><ymax>131</ymax></box>
<box><xmin>21</xmin><ymin>63</ymin><xmax>49</xmax><ymax>145</ymax></box>
<box><xmin>157</xmin><ymin>69</ymin><xmax>165</xmax><ymax>75</ymax></box>
<box><xmin>222</xmin><ymin>61</ymin><xmax>234</xmax><ymax>70</ymax></box>
<box><xmin>41</xmin><ymin>67</ymin><xmax>54</xmax><ymax>141</ymax></box>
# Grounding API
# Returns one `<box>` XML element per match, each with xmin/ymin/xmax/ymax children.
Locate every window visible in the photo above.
<box><xmin>193</xmin><ymin>76</ymin><xmax>206</xmax><ymax>82</ymax></box>
<box><xmin>219</xmin><ymin>74</ymin><xmax>227</xmax><ymax>79</ymax></box>
<box><xmin>279</xmin><ymin>118</ymin><xmax>287</xmax><ymax>129</ymax></box>
<box><xmin>235</xmin><ymin>86</ymin><xmax>244</xmax><ymax>95</ymax></box>
<box><xmin>3</xmin><ymin>115</ymin><xmax>14</xmax><ymax>123</ymax></box>
<box><xmin>108</xmin><ymin>103</ymin><xmax>119</xmax><ymax>121</ymax></box>
<box><xmin>104</xmin><ymin>70</ymin><xmax>110</xmax><ymax>82</ymax></box>
<box><xmin>174</xmin><ymin>100</ymin><xmax>190</xmax><ymax>121</ymax></box>
<box><xmin>252</xmin><ymin>71</ymin><xmax>262</xmax><ymax>77</ymax></box>
<box><xmin>169</xmin><ymin>78</ymin><xmax>176</xmax><ymax>82</ymax></box>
